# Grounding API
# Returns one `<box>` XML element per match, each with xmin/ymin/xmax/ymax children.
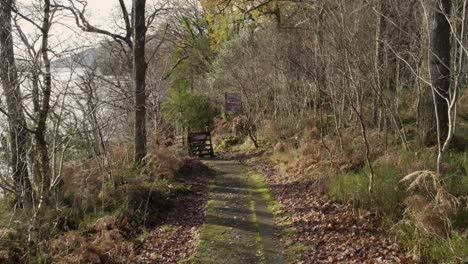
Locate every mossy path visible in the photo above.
<box><xmin>191</xmin><ymin>159</ymin><xmax>285</xmax><ymax>264</ymax></box>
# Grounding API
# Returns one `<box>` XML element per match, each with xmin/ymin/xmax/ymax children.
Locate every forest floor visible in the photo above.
<box><xmin>221</xmin><ymin>151</ymin><xmax>416</xmax><ymax>264</ymax></box>
<box><xmin>134</xmin><ymin>163</ymin><xmax>214</xmax><ymax>263</ymax></box>
<box><xmin>136</xmin><ymin>152</ymin><xmax>416</xmax><ymax>263</ymax></box>
<box><xmin>134</xmin><ymin>157</ymin><xmax>286</xmax><ymax>264</ymax></box>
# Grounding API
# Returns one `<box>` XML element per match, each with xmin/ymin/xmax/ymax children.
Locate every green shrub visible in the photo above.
<box><xmin>58</xmin><ymin>164</ymin><xmax>191</xmax><ymax>235</ymax></box>
<box><xmin>79</xmin><ymin>211</ymin><xmax>109</xmax><ymax>230</ymax></box>
<box><xmin>328</xmin><ymin>148</ymin><xmax>468</xmax><ymax>263</ymax></box>
<box><xmin>42</xmin><ymin>206</ymin><xmax>82</xmax><ymax>231</ymax></box>
<box><xmin>215</xmin><ymin>135</ymin><xmax>243</xmax><ymax>150</ymax></box>
<box><xmin>0</xmin><ymin>214</ymin><xmax>25</xmax><ymax>263</ymax></box>
<box><xmin>113</xmin><ymin>166</ymin><xmax>140</xmax><ymax>186</ymax></box>
<box><xmin>328</xmin><ymin>171</ymin><xmax>368</xmax><ymax>204</ymax></box>
<box><xmin>444</xmin><ymin>152</ymin><xmax>468</xmax><ymax>194</ymax></box>
<box><xmin>328</xmin><ymin>165</ymin><xmax>407</xmax><ymax>221</ymax></box>
<box><xmin>443</xmin><ymin>152</ymin><xmax>468</xmax><ymax>230</ymax></box>
<box><xmin>394</xmin><ymin>221</ymin><xmax>468</xmax><ymax>263</ymax></box>
<box><xmin>112</xmin><ymin>178</ymin><xmax>189</xmax><ymax>232</ymax></box>
<box><xmin>163</xmin><ymin>89</ymin><xmax>216</xmax><ymax>131</ymax></box>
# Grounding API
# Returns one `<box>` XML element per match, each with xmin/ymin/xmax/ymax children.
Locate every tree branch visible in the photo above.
<box><xmin>53</xmin><ymin>0</ymin><xmax>132</xmax><ymax>48</ymax></box>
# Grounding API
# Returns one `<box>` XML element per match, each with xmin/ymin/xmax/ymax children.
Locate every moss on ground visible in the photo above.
<box><xmin>250</xmin><ymin>170</ymin><xmax>307</xmax><ymax>263</ymax></box>
<box><xmin>191</xmin><ymin>160</ymin><xmax>285</xmax><ymax>264</ymax></box>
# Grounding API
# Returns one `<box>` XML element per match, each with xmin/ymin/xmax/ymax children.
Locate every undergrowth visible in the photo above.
<box><xmin>209</xmin><ymin>113</ymin><xmax>468</xmax><ymax>263</ymax></box>
<box><xmin>0</xmin><ymin>145</ymin><xmax>210</xmax><ymax>263</ymax></box>
<box><xmin>230</xmin><ymin>115</ymin><xmax>468</xmax><ymax>263</ymax></box>
<box><xmin>394</xmin><ymin>221</ymin><xmax>468</xmax><ymax>263</ymax></box>
<box><xmin>328</xmin><ymin>165</ymin><xmax>408</xmax><ymax>222</ymax></box>
<box><xmin>328</xmin><ymin>147</ymin><xmax>468</xmax><ymax>262</ymax></box>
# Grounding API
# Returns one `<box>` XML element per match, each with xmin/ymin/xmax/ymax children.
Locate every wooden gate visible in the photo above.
<box><xmin>187</xmin><ymin>132</ymin><xmax>215</xmax><ymax>157</ymax></box>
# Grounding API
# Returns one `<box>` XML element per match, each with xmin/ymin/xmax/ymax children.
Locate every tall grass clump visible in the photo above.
<box><xmin>326</xmin><ymin>141</ymin><xmax>468</xmax><ymax>262</ymax></box>
<box><xmin>328</xmin><ymin>165</ymin><xmax>407</xmax><ymax>221</ymax></box>
<box><xmin>394</xmin><ymin>222</ymin><xmax>468</xmax><ymax>263</ymax></box>
<box><xmin>396</xmin><ymin>167</ymin><xmax>467</xmax><ymax>263</ymax></box>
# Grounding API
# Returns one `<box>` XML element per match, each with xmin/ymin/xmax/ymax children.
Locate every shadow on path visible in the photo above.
<box><xmin>191</xmin><ymin>159</ymin><xmax>285</xmax><ymax>264</ymax></box>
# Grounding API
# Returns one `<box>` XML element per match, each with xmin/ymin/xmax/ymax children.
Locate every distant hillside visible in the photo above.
<box><xmin>51</xmin><ymin>47</ymin><xmax>99</xmax><ymax>69</ymax></box>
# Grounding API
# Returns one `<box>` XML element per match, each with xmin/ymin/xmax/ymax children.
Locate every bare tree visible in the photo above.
<box><xmin>429</xmin><ymin>0</ymin><xmax>452</xmax><ymax>142</ymax></box>
<box><xmin>0</xmin><ymin>0</ymin><xmax>33</xmax><ymax>205</ymax></box>
<box><xmin>58</xmin><ymin>0</ymin><xmax>169</xmax><ymax>165</ymax></box>
<box><xmin>133</xmin><ymin>0</ymin><xmax>148</xmax><ymax>164</ymax></box>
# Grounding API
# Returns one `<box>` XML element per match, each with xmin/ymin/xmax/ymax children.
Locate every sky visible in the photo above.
<box><xmin>14</xmin><ymin>0</ymin><xmax>160</xmax><ymax>58</ymax></box>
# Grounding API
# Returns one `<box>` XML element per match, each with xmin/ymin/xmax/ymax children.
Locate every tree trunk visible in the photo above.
<box><xmin>36</xmin><ymin>0</ymin><xmax>52</xmax><ymax>192</ymax></box>
<box><xmin>0</xmin><ymin>0</ymin><xmax>33</xmax><ymax>205</ymax></box>
<box><xmin>133</xmin><ymin>0</ymin><xmax>147</xmax><ymax>165</ymax></box>
<box><xmin>374</xmin><ymin>0</ymin><xmax>387</xmax><ymax>128</ymax></box>
<box><xmin>429</xmin><ymin>0</ymin><xmax>451</xmax><ymax>141</ymax></box>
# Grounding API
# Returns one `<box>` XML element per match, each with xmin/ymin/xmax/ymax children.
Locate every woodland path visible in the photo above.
<box><xmin>191</xmin><ymin>159</ymin><xmax>286</xmax><ymax>264</ymax></box>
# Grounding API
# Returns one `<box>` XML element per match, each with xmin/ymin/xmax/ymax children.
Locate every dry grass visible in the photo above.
<box><xmin>267</xmin><ymin>122</ymin><xmax>388</xmax><ymax>186</ymax></box>
<box><xmin>404</xmin><ymin>195</ymin><xmax>451</xmax><ymax>238</ymax></box>
<box><xmin>92</xmin><ymin>229</ymin><xmax>135</xmax><ymax>263</ymax></box>
<box><xmin>401</xmin><ymin>170</ymin><xmax>439</xmax><ymax>194</ymax></box>
<box><xmin>401</xmin><ymin>171</ymin><xmax>460</xmax><ymax>238</ymax></box>
<box><xmin>259</xmin><ymin>119</ymin><xmax>284</xmax><ymax>143</ymax></box>
<box><xmin>142</xmin><ymin>151</ymin><xmax>182</xmax><ymax>180</ymax></box>
<box><xmin>251</xmin><ymin>113</ymin><xmax>468</xmax><ymax>262</ymax></box>
<box><xmin>49</xmin><ymin>231</ymin><xmax>100</xmax><ymax>263</ymax></box>
<box><xmin>61</xmin><ymin>160</ymin><xmax>104</xmax><ymax>211</ymax></box>
<box><xmin>212</xmin><ymin>117</ymin><xmax>232</xmax><ymax>135</ymax></box>
<box><xmin>49</xmin><ymin>227</ymin><xmax>135</xmax><ymax>263</ymax></box>
<box><xmin>211</xmin><ymin>117</ymin><xmax>245</xmax><ymax>150</ymax></box>
<box><xmin>0</xmin><ymin>228</ymin><xmax>16</xmax><ymax>239</ymax></box>
<box><xmin>109</xmin><ymin>144</ymin><xmax>133</xmax><ymax>166</ymax></box>
<box><xmin>0</xmin><ymin>228</ymin><xmax>20</xmax><ymax>263</ymax></box>
<box><xmin>45</xmin><ymin>142</ymin><xmax>197</xmax><ymax>262</ymax></box>
<box><xmin>91</xmin><ymin>215</ymin><xmax>118</xmax><ymax>232</ymax></box>
<box><xmin>375</xmin><ymin>149</ymin><xmax>436</xmax><ymax>175</ymax></box>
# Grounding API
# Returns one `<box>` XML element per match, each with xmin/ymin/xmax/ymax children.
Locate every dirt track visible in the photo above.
<box><xmin>192</xmin><ymin>159</ymin><xmax>285</xmax><ymax>264</ymax></box>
